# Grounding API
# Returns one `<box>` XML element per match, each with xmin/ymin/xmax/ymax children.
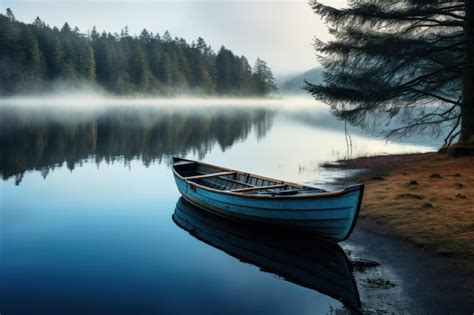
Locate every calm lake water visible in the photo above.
<box><xmin>0</xmin><ymin>97</ymin><xmax>438</xmax><ymax>314</ymax></box>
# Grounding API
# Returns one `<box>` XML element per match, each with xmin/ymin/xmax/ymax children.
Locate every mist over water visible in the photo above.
<box><xmin>0</xmin><ymin>88</ymin><xmax>311</xmax><ymax>108</ymax></box>
<box><xmin>0</xmin><ymin>94</ymin><xmax>438</xmax><ymax>186</ymax></box>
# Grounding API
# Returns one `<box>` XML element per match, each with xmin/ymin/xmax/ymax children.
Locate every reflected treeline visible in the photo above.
<box><xmin>0</xmin><ymin>105</ymin><xmax>274</xmax><ymax>184</ymax></box>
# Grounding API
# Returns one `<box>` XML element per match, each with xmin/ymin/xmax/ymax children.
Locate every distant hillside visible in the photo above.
<box><xmin>280</xmin><ymin>67</ymin><xmax>324</xmax><ymax>94</ymax></box>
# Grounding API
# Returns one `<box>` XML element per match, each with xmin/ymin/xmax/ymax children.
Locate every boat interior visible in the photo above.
<box><xmin>173</xmin><ymin>159</ymin><xmax>326</xmax><ymax>195</ymax></box>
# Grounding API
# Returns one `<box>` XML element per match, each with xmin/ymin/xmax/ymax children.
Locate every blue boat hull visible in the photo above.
<box><xmin>172</xmin><ymin>171</ymin><xmax>363</xmax><ymax>242</ymax></box>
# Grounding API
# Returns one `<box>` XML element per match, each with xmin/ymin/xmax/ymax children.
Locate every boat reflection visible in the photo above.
<box><xmin>172</xmin><ymin>198</ymin><xmax>361</xmax><ymax>313</ymax></box>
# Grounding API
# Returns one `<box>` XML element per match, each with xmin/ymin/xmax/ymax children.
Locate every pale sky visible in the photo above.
<box><xmin>0</xmin><ymin>0</ymin><xmax>345</xmax><ymax>77</ymax></box>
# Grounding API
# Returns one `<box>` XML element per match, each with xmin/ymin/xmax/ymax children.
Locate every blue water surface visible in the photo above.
<box><xmin>0</xmin><ymin>99</ymin><xmax>438</xmax><ymax>314</ymax></box>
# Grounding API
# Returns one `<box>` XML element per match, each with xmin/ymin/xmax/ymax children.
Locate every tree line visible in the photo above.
<box><xmin>0</xmin><ymin>9</ymin><xmax>277</xmax><ymax>96</ymax></box>
<box><xmin>305</xmin><ymin>1</ymin><xmax>473</xmax><ymax>148</ymax></box>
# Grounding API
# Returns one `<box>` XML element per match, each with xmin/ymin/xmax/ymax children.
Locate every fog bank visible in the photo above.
<box><xmin>0</xmin><ymin>87</ymin><xmax>318</xmax><ymax>109</ymax></box>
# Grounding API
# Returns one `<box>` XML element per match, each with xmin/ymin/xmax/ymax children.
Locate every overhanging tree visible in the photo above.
<box><xmin>305</xmin><ymin>1</ymin><xmax>473</xmax><ymax>146</ymax></box>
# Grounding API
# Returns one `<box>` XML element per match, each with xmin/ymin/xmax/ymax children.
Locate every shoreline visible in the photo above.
<box><xmin>329</xmin><ymin>151</ymin><xmax>474</xmax><ymax>312</ymax></box>
<box><xmin>329</xmin><ymin>152</ymin><xmax>474</xmax><ymax>269</ymax></box>
<box><xmin>330</xmin><ymin>152</ymin><xmax>474</xmax><ymax>271</ymax></box>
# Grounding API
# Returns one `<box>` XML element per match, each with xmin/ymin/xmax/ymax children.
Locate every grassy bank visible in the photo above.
<box><xmin>333</xmin><ymin>152</ymin><xmax>474</xmax><ymax>263</ymax></box>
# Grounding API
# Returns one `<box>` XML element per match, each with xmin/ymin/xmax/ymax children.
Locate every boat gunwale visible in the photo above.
<box><xmin>171</xmin><ymin>157</ymin><xmax>364</xmax><ymax>200</ymax></box>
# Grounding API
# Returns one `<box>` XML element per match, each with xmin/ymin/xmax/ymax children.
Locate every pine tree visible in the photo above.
<box><xmin>20</xmin><ymin>27</ymin><xmax>42</xmax><ymax>77</ymax></box>
<box><xmin>33</xmin><ymin>17</ymin><xmax>44</xmax><ymax>28</ymax></box>
<box><xmin>128</xmin><ymin>44</ymin><xmax>150</xmax><ymax>91</ymax></box>
<box><xmin>90</xmin><ymin>26</ymin><xmax>99</xmax><ymax>41</ymax></box>
<box><xmin>305</xmin><ymin>1</ymin><xmax>472</xmax><ymax>146</ymax></box>
<box><xmin>215</xmin><ymin>46</ymin><xmax>234</xmax><ymax>93</ymax></box>
<box><xmin>45</xmin><ymin>36</ymin><xmax>64</xmax><ymax>79</ymax></box>
<box><xmin>162</xmin><ymin>30</ymin><xmax>172</xmax><ymax>43</ymax></box>
<box><xmin>6</xmin><ymin>8</ymin><xmax>15</xmax><ymax>21</ymax></box>
<box><xmin>159</xmin><ymin>53</ymin><xmax>173</xmax><ymax>85</ymax></box>
<box><xmin>139</xmin><ymin>28</ymin><xmax>151</xmax><ymax>44</ymax></box>
<box><xmin>61</xmin><ymin>22</ymin><xmax>71</xmax><ymax>33</ymax></box>
<box><xmin>253</xmin><ymin>58</ymin><xmax>277</xmax><ymax>95</ymax></box>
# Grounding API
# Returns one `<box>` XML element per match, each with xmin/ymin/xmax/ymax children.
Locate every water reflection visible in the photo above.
<box><xmin>0</xmin><ymin>105</ymin><xmax>274</xmax><ymax>184</ymax></box>
<box><xmin>173</xmin><ymin>198</ymin><xmax>361</xmax><ymax>314</ymax></box>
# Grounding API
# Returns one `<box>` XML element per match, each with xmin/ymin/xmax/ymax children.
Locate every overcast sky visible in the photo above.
<box><xmin>1</xmin><ymin>0</ymin><xmax>345</xmax><ymax>77</ymax></box>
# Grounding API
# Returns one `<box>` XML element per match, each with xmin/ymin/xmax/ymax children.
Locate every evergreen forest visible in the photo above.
<box><xmin>0</xmin><ymin>9</ymin><xmax>277</xmax><ymax>96</ymax></box>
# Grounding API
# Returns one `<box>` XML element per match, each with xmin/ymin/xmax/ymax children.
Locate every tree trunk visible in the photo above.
<box><xmin>460</xmin><ymin>1</ymin><xmax>474</xmax><ymax>144</ymax></box>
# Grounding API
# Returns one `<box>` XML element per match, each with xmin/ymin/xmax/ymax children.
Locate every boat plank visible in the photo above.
<box><xmin>185</xmin><ymin>171</ymin><xmax>235</xmax><ymax>180</ymax></box>
<box><xmin>217</xmin><ymin>176</ymin><xmax>254</xmax><ymax>187</ymax></box>
<box><xmin>229</xmin><ymin>184</ymin><xmax>287</xmax><ymax>193</ymax></box>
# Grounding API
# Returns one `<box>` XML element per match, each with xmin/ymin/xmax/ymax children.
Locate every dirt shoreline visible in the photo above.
<box><xmin>327</xmin><ymin>152</ymin><xmax>474</xmax><ymax>312</ymax></box>
<box><xmin>328</xmin><ymin>152</ymin><xmax>474</xmax><ymax>269</ymax></box>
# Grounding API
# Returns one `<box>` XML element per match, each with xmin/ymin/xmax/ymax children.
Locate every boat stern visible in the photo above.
<box><xmin>337</xmin><ymin>184</ymin><xmax>364</xmax><ymax>241</ymax></box>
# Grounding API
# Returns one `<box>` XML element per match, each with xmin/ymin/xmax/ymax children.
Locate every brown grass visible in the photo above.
<box><xmin>347</xmin><ymin>153</ymin><xmax>474</xmax><ymax>261</ymax></box>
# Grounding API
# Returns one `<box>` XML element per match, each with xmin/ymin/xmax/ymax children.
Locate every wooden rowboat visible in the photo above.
<box><xmin>171</xmin><ymin>157</ymin><xmax>364</xmax><ymax>242</ymax></box>
<box><xmin>173</xmin><ymin>198</ymin><xmax>361</xmax><ymax>313</ymax></box>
